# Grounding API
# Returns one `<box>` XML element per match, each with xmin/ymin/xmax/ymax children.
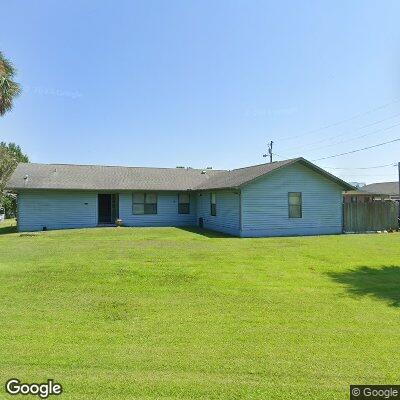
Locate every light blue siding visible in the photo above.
<box><xmin>16</xmin><ymin>163</ymin><xmax>345</xmax><ymax>237</ymax></box>
<box><xmin>196</xmin><ymin>190</ymin><xmax>240</xmax><ymax>236</ymax></box>
<box><xmin>240</xmin><ymin>163</ymin><xmax>343</xmax><ymax>237</ymax></box>
<box><xmin>119</xmin><ymin>192</ymin><xmax>197</xmax><ymax>227</ymax></box>
<box><xmin>17</xmin><ymin>190</ymin><xmax>198</xmax><ymax>232</ymax></box>
<box><xmin>18</xmin><ymin>190</ymin><xmax>97</xmax><ymax>232</ymax></box>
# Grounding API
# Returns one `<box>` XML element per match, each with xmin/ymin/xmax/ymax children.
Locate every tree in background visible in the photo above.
<box><xmin>0</xmin><ymin>143</ymin><xmax>29</xmax><ymax>218</ymax></box>
<box><xmin>0</xmin><ymin>52</ymin><xmax>21</xmax><ymax>116</ymax></box>
<box><xmin>0</xmin><ymin>53</ymin><xmax>24</xmax><ymax>218</ymax></box>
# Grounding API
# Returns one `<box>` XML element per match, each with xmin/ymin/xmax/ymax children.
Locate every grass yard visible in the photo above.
<box><xmin>0</xmin><ymin>221</ymin><xmax>399</xmax><ymax>399</ymax></box>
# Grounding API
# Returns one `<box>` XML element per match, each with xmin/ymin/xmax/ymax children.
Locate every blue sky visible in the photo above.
<box><xmin>1</xmin><ymin>0</ymin><xmax>400</xmax><ymax>184</ymax></box>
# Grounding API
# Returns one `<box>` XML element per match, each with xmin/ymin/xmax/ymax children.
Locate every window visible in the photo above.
<box><xmin>288</xmin><ymin>192</ymin><xmax>302</xmax><ymax>218</ymax></box>
<box><xmin>178</xmin><ymin>193</ymin><xmax>190</xmax><ymax>214</ymax></box>
<box><xmin>132</xmin><ymin>192</ymin><xmax>157</xmax><ymax>214</ymax></box>
<box><xmin>210</xmin><ymin>192</ymin><xmax>216</xmax><ymax>216</ymax></box>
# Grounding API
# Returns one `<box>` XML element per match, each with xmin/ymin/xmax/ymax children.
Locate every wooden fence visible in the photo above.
<box><xmin>343</xmin><ymin>201</ymin><xmax>399</xmax><ymax>232</ymax></box>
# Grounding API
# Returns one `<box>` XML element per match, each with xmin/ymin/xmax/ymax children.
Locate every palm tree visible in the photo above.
<box><xmin>0</xmin><ymin>52</ymin><xmax>21</xmax><ymax>116</ymax></box>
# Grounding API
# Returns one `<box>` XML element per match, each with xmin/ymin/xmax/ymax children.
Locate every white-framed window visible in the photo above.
<box><xmin>288</xmin><ymin>192</ymin><xmax>302</xmax><ymax>218</ymax></box>
<box><xmin>178</xmin><ymin>193</ymin><xmax>190</xmax><ymax>214</ymax></box>
<box><xmin>210</xmin><ymin>192</ymin><xmax>216</xmax><ymax>216</ymax></box>
<box><xmin>132</xmin><ymin>192</ymin><xmax>157</xmax><ymax>215</ymax></box>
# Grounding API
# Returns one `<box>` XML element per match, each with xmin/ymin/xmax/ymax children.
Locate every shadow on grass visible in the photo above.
<box><xmin>178</xmin><ymin>226</ymin><xmax>235</xmax><ymax>238</ymax></box>
<box><xmin>327</xmin><ymin>266</ymin><xmax>400</xmax><ymax>307</ymax></box>
<box><xmin>0</xmin><ymin>223</ymin><xmax>17</xmax><ymax>235</ymax></box>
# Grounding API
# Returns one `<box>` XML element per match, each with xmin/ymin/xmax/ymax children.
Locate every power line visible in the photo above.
<box><xmin>311</xmin><ymin>138</ymin><xmax>400</xmax><ymax>161</ymax></box>
<box><xmin>320</xmin><ymin>163</ymin><xmax>397</xmax><ymax>170</ymax></box>
<box><xmin>337</xmin><ymin>174</ymin><xmax>397</xmax><ymax>177</ymax></box>
<box><xmin>282</xmin><ymin>112</ymin><xmax>400</xmax><ymax>153</ymax></box>
<box><xmin>274</xmin><ymin>151</ymin><xmax>397</xmax><ymax>173</ymax></box>
<box><xmin>280</xmin><ymin>98</ymin><xmax>400</xmax><ymax>141</ymax></box>
<box><xmin>272</xmin><ymin>152</ymin><xmax>293</xmax><ymax>161</ymax></box>
<box><xmin>303</xmin><ymin>120</ymin><xmax>400</xmax><ymax>153</ymax></box>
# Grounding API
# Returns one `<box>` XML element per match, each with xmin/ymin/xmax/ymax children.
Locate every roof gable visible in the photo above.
<box><xmin>195</xmin><ymin>158</ymin><xmax>355</xmax><ymax>191</ymax></box>
<box><xmin>194</xmin><ymin>159</ymin><xmax>296</xmax><ymax>189</ymax></box>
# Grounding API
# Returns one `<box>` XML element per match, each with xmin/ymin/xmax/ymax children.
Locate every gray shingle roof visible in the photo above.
<box><xmin>6</xmin><ymin>163</ymin><xmax>224</xmax><ymax>191</ymax></box>
<box><xmin>6</xmin><ymin>158</ymin><xmax>354</xmax><ymax>192</ymax></box>
<box><xmin>361</xmin><ymin>182</ymin><xmax>399</xmax><ymax>196</ymax></box>
<box><xmin>194</xmin><ymin>158</ymin><xmax>297</xmax><ymax>189</ymax></box>
<box><xmin>196</xmin><ymin>157</ymin><xmax>354</xmax><ymax>190</ymax></box>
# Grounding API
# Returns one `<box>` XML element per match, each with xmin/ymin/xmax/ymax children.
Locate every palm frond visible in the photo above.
<box><xmin>0</xmin><ymin>52</ymin><xmax>17</xmax><ymax>77</ymax></box>
<box><xmin>0</xmin><ymin>52</ymin><xmax>21</xmax><ymax>116</ymax></box>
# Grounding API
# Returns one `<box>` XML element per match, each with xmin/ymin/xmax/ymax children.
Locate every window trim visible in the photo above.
<box><xmin>288</xmin><ymin>192</ymin><xmax>302</xmax><ymax>219</ymax></box>
<box><xmin>210</xmin><ymin>192</ymin><xmax>216</xmax><ymax>216</ymax></box>
<box><xmin>132</xmin><ymin>192</ymin><xmax>158</xmax><ymax>215</ymax></box>
<box><xmin>178</xmin><ymin>193</ymin><xmax>190</xmax><ymax>214</ymax></box>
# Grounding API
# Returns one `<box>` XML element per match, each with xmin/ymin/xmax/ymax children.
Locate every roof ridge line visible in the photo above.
<box><xmin>20</xmin><ymin>162</ymin><xmax>227</xmax><ymax>172</ymax></box>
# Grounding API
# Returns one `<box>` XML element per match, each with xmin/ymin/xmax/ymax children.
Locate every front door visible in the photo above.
<box><xmin>98</xmin><ymin>194</ymin><xmax>119</xmax><ymax>224</ymax></box>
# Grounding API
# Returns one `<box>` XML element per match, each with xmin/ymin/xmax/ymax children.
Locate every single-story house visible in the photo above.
<box><xmin>6</xmin><ymin>157</ymin><xmax>354</xmax><ymax>237</ymax></box>
<box><xmin>361</xmin><ymin>182</ymin><xmax>399</xmax><ymax>202</ymax></box>
<box><xmin>343</xmin><ymin>190</ymin><xmax>392</xmax><ymax>203</ymax></box>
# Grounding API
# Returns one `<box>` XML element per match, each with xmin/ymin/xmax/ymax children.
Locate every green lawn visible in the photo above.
<box><xmin>0</xmin><ymin>221</ymin><xmax>399</xmax><ymax>399</ymax></box>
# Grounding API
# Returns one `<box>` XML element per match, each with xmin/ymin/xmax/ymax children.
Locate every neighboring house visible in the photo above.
<box><xmin>6</xmin><ymin>157</ymin><xmax>354</xmax><ymax>237</ymax></box>
<box><xmin>361</xmin><ymin>182</ymin><xmax>399</xmax><ymax>201</ymax></box>
<box><xmin>343</xmin><ymin>190</ymin><xmax>391</xmax><ymax>204</ymax></box>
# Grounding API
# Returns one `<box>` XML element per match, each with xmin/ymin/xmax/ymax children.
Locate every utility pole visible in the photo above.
<box><xmin>263</xmin><ymin>141</ymin><xmax>274</xmax><ymax>163</ymax></box>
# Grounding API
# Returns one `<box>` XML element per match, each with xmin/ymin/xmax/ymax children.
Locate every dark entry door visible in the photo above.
<box><xmin>98</xmin><ymin>194</ymin><xmax>112</xmax><ymax>224</ymax></box>
<box><xmin>98</xmin><ymin>194</ymin><xmax>119</xmax><ymax>224</ymax></box>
